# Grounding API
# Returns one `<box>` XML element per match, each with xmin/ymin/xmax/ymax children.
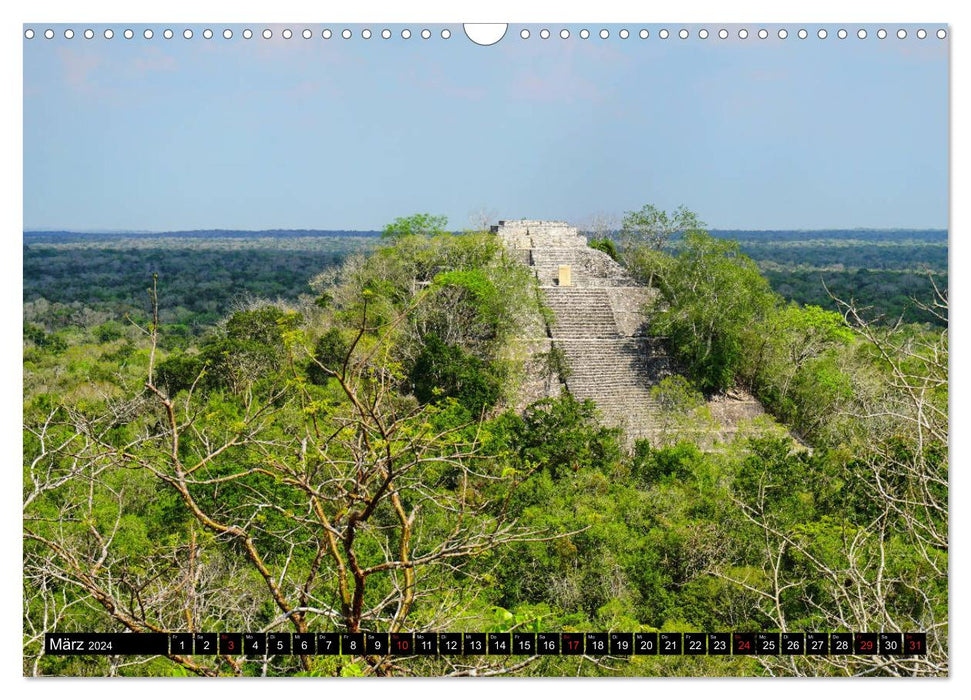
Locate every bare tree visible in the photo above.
<box><xmin>468</xmin><ymin>207</ymin><xmax>498</xmax><ymax>233</ymax></box>
<box><xmin>714</xmin><ymin>283</ymin><xmax>948</xmax><ymax>677</ymax></box>
<box><xmin>582</xmin><ymin>212</ymin><xmax>619</xmax><ymax>240</ymax></box>
<box><xmin>23</xmin><ymin>280</ymin><xmax>571</xmax><ymax>677</ymax></box>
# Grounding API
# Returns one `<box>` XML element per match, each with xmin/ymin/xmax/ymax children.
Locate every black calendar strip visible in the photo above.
<box><xmin>45</xmin><ymin>631</ymin><xmax>926</xmax><ymax>657</ymax></box>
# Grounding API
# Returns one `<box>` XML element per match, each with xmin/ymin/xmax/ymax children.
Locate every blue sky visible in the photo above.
<box><xmin>23</xmin><ymin>23</ymin><xmax>948</xmax><ymax>231</ymax></box>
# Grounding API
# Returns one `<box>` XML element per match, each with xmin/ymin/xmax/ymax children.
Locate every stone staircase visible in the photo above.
<box><xmin>546</xmin><ymin>295</ymin><xmax>672</xmax><ymax>437</ymax></box>
<box><xmin>495</xmin><ymin>219</ymin><xmax>766</xmax><ymax>443</ymax></box>
<box><xmin>544</xmin><ymin>287</ymin><xmax>621</xmax><ymax>339</ymax></box>
<box><xmin>494</xmin><ymin>220</ymin><xmax>671</xmax><ymax>440</ymax></box>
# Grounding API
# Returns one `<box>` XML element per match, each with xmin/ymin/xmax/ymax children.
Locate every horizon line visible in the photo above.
<box><xmin>23</xmin><ymin>225</ymin><xmax>950</xmax><ymax>235</ymax></box>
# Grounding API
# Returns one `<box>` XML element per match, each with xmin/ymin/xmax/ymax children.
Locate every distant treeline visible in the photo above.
<box><xmin>24</xmin><ymin>229</ymin><xmax>384</xmax><ymax>243</ymax></box>
<box><xmin>23</xmin><ymin>235</ymin><xmax>379</xmax><ymax>345</ymax></box>
<box><xmin>28</xmin><ymin>227</ymin><xmax>947</xmax><ymax>242</ymax></box>
<box><xmin>709</xmin><ymin>228</ymin><xmax>946</xmax><ymax>243</ymax></box>
<box><xmin>23</xmin><ymin>228</ymin><xmax>947</xmax><ymax>344</ymax></box>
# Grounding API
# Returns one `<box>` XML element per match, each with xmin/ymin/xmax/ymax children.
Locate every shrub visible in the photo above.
<box><xmin>588</xmin><ymin>237</ymin><xmax>619</xmax><ymax>261</ymax></box>
<box><xmin>308</xmin><ymin>328</ymin><xmax>350</xmax><ymax>384</ymax></box>
<box><xmin>516</xmin><ymin>394</ymin><xmax>623</xmax><ymax>478</ymax></box>
<box><xmin>155</xmin><ymin>354</ymin><xmax>205</xmax><ymax>395</ymax></box>
<box><xmin>409</xmin><ymin>334</ymin><xmax>502</xmax><ymax>413</ymax></box>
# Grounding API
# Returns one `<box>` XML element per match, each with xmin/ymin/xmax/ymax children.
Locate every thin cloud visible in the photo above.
<box><xmin>404</xmin><ymin>59</ymin><xmax>487</xmax><ymax>101</ymax></box>
<box><xmin>58</xmin><ymin>47</ymin><xmax>102</xmax><ymax>94</ymax></box>
<box><xmin>131</xmin><ymin>47</ymin><xmax>177</xmax><ymax>74</ymax></box>
<box><xmin>508</xmin><ymin>63</ymin><xmax>606</xmax><ymax>104</ymax></box>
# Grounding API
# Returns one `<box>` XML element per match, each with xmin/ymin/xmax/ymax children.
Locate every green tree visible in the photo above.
<box><xmin>382</xmin><ymin>213</ymin><xmax>449</xmax><ymax>239</ymax></box>
<box><xmin>307</xmin><ymin>327</ymin><xmax>350</xmax><ymax>384</ymax></box>
<box><xmin>620</xmin><ymin>205</ymin><xmax>705</xmax><ymax>290</ymax></box>
<box><xmin>408</xmin><ymin>333</ymin><xmax>503</xmax><ymax>412</ymax></box>
<box><xmin>23</xmin><ymin>323</ymin><xmax>67</xmax><ymax>354</ymax></box>
<box><xmin>515</xmin><ymin>394</ymin><xmax>623</xmax><ymax>479</ymax></box>
<box><xmin>744</xmin><ymin>304</ymin><xmax>854</xmax><ymax>439</ymax></box>
<box><xmin>620</xmin><ymin>204</ymin><xmax>704</xmax><ymax>252</ymax></box>
<box><xmin>155</xmin><ymin>353</ymin><xmax>205</xmax><ymax>395</ymax></box>
<box><xmin>650</xmin><ymin>232</ymin><xmax>778</xmax><ymax>393</ymax></box>
<box><xmin>23</xmin><ymin>287</ymin><xmax>554</xmax><ymax>678</ymax></box>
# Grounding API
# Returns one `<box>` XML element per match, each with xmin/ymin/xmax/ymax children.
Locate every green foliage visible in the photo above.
<box><xmin>23</xmin><ymin>232</ymin><xmax>378</xmax><ymax>349</ymax></box>
<box><xmin>93</xmin><ymin>320</ymin><xmax>125</xmax><ymax>343</ymax></box>
<box><xmin>763</xmin><ymin>268</ymin><xmax>947</xmax><ymax>327</ymax></box>
<box><xmin>631</xmin><ymin>440</ymin><xmax>704</xmax><ymax>485</ymax></box>
<box><xmin>537</xmin><ymin>344</ymin><xmax>571</xmax><ymax>383</ymax></box>
<box><xmin>308</xmin><ymin>328</ymin><xmax>350</xmax><ymax>383</ymax></box>
<box><xmin>325</xmin><ymin>227</ymin><xmax>541</xmax><ymax>413</ymax></box>
<box><xmin>621</xmin><ymin>204</ymin><xmax>704</xmax><ymax>251</ymax></box>
<box><xmin>428</xmin><ymin>268</ymin><xmax>505</xmax><ymax>346</ymax></box>
<box><xmin>650</xmin><ymin>232</ymin><xmax>778</xmax><ymax>393</ymax></box>
<box><xmin>339</xmin><ymin>661</ymin><xmax>365</xmax><ymax>677</ymax></box>
<box><xmin>433</xmin><ymin>269</ymin><xmax>496</xmax><ymax>299</ymax></box>
<box><xmin>382</xmin><ymin>213</ymin><xmax>449</xmax><ymax>239</ymax></box>
<box><xmin>588</xmin><ymin>237</ymin><xmax>619</xmax><ymax>261</ymax></box>
<box><xmin>155</xmin><ymin>353</ymin><xmax>205</xmax><ymax>395</ymax></box>
<box><xmin>21</xmin><ymin>216</ymin><xmax>949</xmax><ymax>677</ymax></box>
<box><xmin>742</xmin><ymin>304</ymin><xmax>854</xmax><ymax>440</ymax></box>
<box><xmin>24</xmin><ymin>322</ymin><xmax>67</xmax><ymax>354</ymax></box>
<box><xmin>408</xmin><ymin>334</ymin><xmax>503</xmax><ymax>413</ymax></box>
<box><xmin>225</xmin><ymin>306</ymin><xmax>303</xmax><ymax>346</ymax></box>
<box><xmin>157</xmin><ymin>306</ymin><xmax>303</xmax><ymax>394</ymax></box>
<box><xmin>515</xmin><ymin>395</ymin><xmax>623</xmax><ymax>478</ymax></box>
<box><xmin>650</xmin><ymin>375</ymin><xmax>705</xmax><ymax>414</ymax></box>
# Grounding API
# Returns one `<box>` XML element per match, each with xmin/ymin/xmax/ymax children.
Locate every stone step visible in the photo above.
<box><xmin>544</xmin><ymin>297</ymin><xmax>614</xmax><ymax>303</ymax></box>
<box><xmin>552</xmin><ymin>332</ymin><xmax>673</xmax><ymax>435</ymax></box>
<box><xmin>568</xmin><ymin>374</ymin><xmax>671</xmax><ymax>384</ymax></box>
<box><xmin>569</xmin><ymin>387</ymin><xmax>667</xmax><ymax>394</ymax></box>
<box><xmin>543</xmin><ymin>286</ymin><xmax>620</xmax><ymax>340</ymax></box>
<box><xmin>548</xmin><ymin>310</ymin><xmax>615</xmax><ymax>317</ymax></box>
<box><xmin>551</xmin><ymin>324</ymin><xmax>618</xmax><ymax>333</ymax></box>
<box><xmin>569</xmin><ymin>377</ymin><xmax>662</xmax><ymax>382</ymax></box>
<box><xmin>543</xmin><ymin>287</ymin><xmax>613</xmax><ymax>294</ymax></box>
<box><xmin>545</xmin><ymin>302</ymin><xmax>614</xmax><ymax>310</ymax></box>
<box><xmin>503</xmin><ymin>224</ymin><xmax>680</xmax><ymax>438</ymax></box>
<box><xmin>568</xmin><ymin>379</ymin><xmax>669</xmax><ymax>387</ymax></box>
<box><xmin>563</xmin><ymin>360</ymin><xmax>672</xmax><ymax>369</ymax></box>
<box><xmin>545</xmin><ymin>300</ymin><xmax>614</xmax><ymax>307</ymax></box>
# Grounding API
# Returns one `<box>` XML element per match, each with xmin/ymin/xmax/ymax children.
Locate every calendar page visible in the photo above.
<box><xmin>20</xmin><ymin>12</ymin><xmax>949</xmax><ymax>680</ymax></box>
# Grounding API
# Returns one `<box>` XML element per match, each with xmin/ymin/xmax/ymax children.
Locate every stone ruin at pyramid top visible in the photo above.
<box><xmin>491</xmin><ymin>220</ymin><xmax>634</xmax><ymax>288</ymax></box>
<box><xmin>490</xmin><ymin>219</ymin><xmax>589</xmax><ymax>251</ymax></box>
